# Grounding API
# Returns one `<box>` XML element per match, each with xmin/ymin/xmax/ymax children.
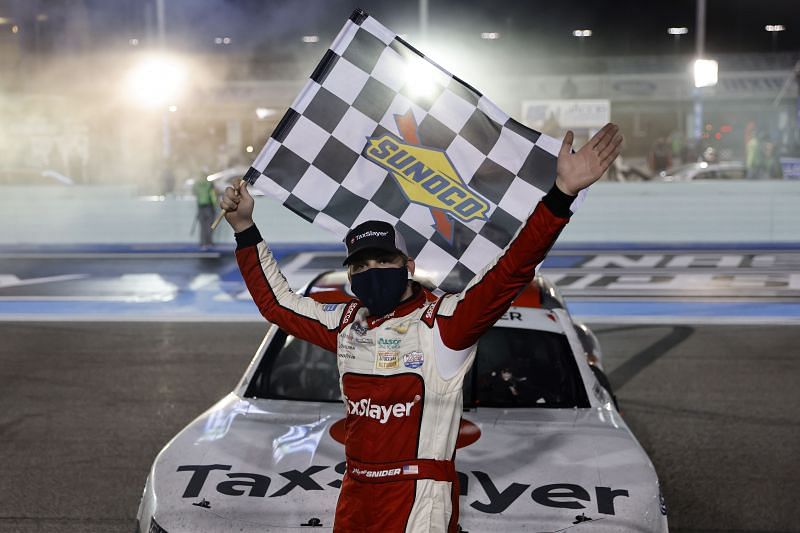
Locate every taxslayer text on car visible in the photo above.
<box><xmin>176</xmin><ymin>464</ymin><xmax>630</xmax><ymax>515</ymax></box>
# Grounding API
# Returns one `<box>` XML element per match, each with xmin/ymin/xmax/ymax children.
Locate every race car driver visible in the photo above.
<box><xmin>221</xmin><ymin>124</ymin><xmax>622</xmax><ymax>533</ymax></box>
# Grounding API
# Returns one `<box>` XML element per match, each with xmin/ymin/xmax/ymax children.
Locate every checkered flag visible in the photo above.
<box><xmin>244</xmin><ymin>9</ymin><xmax>585</xmax><ymax>293</ymax></box>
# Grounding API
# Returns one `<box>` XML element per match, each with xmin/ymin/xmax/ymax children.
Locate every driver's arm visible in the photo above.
<box><xmin>235</xmin><ymin>226</ymin><xmax>341</xmax><ymax>353</ymax></box>
<box><xmin>222</xmin><ymin>182</ymin><xmax>342</xmax><ymax>353</ymax></box>
<box><xmin>433</xmin><ymin>185</ymin><xmax>574</xmax><ymax>351</ymax></box>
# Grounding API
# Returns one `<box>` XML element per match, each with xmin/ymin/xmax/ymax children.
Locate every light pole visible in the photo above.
<box><xmin>572</xmin><ymin>29</ymin><xmax>592</xmax><ymax>56</ymax></box>
<box><xmin>419</xmin><ymin>0</ymin><xmax>428</xmax><ymax>43</ymax></box>
<box><xmin>668</xmin><ymin>27</ymin><xmax>689</xmax><ymax>137</ymax></box>
<box><xmin>156</xmin><ymin>0</ymin><xmax>166</xmax><ymax>46</ymax></box>
<box><xmin>668</xmin><ymin>26</ymin><xmax>688</xmax><ymax>54</ymax></box>
<box><xmin>124</xmin><ymin>54</ymin><xmax>187</xmax><ymax>172</ymax></box>
<box><xmin>155</xmin><ymin>0</ymin><xmax>170</xmax><ymax>160</ymax></box>
<box><xmin>692</xmin><ymin>0</ymin><xmax>717</xmax><ymax>140</ymax></box>
<box><xmin>765</xmin><ymin>25</ymin><xmax>785</xmax><ymax>53</ymax></box>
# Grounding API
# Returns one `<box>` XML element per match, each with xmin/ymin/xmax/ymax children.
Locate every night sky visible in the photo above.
<box><xmin>2</xmin><ymin>0</ymin><xmax>798</xmax><ymax>58</ymax></box>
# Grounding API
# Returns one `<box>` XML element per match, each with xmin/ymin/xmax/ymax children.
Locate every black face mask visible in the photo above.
<box><xmin>350</xmin><ymin>266</ymin><xmax>408</xmax><ymax>317</ymax></box>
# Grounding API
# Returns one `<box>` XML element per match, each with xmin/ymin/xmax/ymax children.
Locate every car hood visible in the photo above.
<box><xmin>146</xmin><ymin>395</ymin><xmax>666</xmax><ymax>532</ymax></box>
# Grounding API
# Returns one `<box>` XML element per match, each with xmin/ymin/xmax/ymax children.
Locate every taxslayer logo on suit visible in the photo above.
<box><xmin>344</xmin><ymin>395</ymin><xmax>419</xmax><ymax>424</ymax></box>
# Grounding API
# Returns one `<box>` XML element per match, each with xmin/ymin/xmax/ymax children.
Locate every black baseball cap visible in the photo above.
<box><xmin>343</xmin><ymin>220</ymin><xmax>409</xmax><ymax>266</ymax></box>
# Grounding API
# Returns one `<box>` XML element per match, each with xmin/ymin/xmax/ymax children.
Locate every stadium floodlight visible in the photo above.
<box><xmin>255</xmin><ymin>107</ymin><xmax>275</xmax><ymax>120</ymax></box>
<box><xmin>693</xmin><ymin>58</ymin><xmax>718</xmax><ymax>88</ymax></box>
<box><xmin>765</xmin><ymin>25</ymin><xmax>785</xmax><ymax>32</ymax></box>
<box><xmin>125</xmin><ymin>55</ymin><xmax>187</xmax><ymax>108</ymax></box>
<box><xmin>405</xmin><ymin>56</ymin><xmax>447</xmax><ymax>99</ymax></box>
<box><xmin>668</xmin><ymin>27</ymin><xmax>689</xmax><ymax>35</ymax></box>
<box><xmin>302</xmin><ymin>35</ymin><xmax>320</xmax><ymax>43</ymax></box>
<box><xmin>480</xmin><ymin>32</ymin><xmax>500</xmax><ymax>40</ymax></box>
<box><xmin>572</xmin><ymin>29</ymin><xmax>592</xmax><ymax>37</ymax></box>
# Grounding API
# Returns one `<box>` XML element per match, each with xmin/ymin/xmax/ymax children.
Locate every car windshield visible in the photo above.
<box><xmin>245</xmin><ymin>326</ymin><xmax>588</xmax><ymax>408</ymax></box>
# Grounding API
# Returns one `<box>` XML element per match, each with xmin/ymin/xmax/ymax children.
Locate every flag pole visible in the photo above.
<box><xmin>210</xmin><ymin>210</ymin><xmax>226</xmax><ymax>231</ymax></box>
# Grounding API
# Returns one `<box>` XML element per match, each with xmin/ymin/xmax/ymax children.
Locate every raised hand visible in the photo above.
<box><xmin>555</xmin><ymin>123</ymin><xmax>623</xmax><ymax>195</ymax></box>
<box><xmin>220</xmin><ymin>180</ymin><xmax>255</xmax><ymax>233</ymax></box>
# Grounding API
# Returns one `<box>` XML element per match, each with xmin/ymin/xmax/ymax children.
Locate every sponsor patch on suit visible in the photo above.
<box><xmin>376</xmin><ymin>350</ymin><xmax>400</xmax><ymax>370</ymax></box>
<box><xmin>403</xmin><ymin>351</ymin><xmax>424</xmax><ymax>369</ymax></box>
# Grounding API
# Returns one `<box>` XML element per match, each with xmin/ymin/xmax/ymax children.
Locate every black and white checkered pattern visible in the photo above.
<box><xmin>245</xmin><ymin>9</ymin><xmax>585</xmax><ymax>293</ymax></box>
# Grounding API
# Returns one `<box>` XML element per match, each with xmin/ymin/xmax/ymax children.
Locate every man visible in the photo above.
<box><xmin>487</xmin><ymin>367</ymin><xmax>527</xmax><ymax>404</ymax></box>
<box><xmin>192</xmin><ymin>172</ymin><xmax>217</xmax><ymax>248</ymax></box>
<box><xmin>746</xmin><ymin>131</ymin><xmax>767</xmax><ymax>180</ymax></box>
<box><xmin>221</xmin><ymin>124</ymin><xmax>622</xmax><ymax>532</ymax></box>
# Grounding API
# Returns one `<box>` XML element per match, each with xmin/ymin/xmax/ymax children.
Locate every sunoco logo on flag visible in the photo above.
<box><xmin>363</xmin><ymin>111</ymin><xmax>491</xmax><ymax>241</ymax></box>
<box><xmin>244</xmin><ymin>8</ymin><xmax>584</xmax><ymax>292</ymax></box>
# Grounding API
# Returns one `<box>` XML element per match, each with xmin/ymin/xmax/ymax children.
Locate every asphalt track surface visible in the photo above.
<box><xmin>1</xmin><ymin>321</ymin><xmax>798</xmax><ymax>533</ymax></box>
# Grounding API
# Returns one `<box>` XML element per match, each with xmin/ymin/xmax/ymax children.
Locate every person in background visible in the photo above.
<box><xmin>160</xmin><ymin>160</ymin><xmax>176</xmax><ymax>196</ymax></box>
<box><xmin>487</xmin><ymin>367</ymin><xmax>527</xmax><ymax>404</ymax></box>
<box><xmin>669</xmin><ymin>131</ymin><xmax>684</xmax><ymax>164</ymax></box>
<box><xmin>746</xmin><ymin>131</ymin><xmax>764</xmax><ymax>179</ymax></box>
<box><xmin>649</xmin><ymin>137</ymin><xmax>672</xmax><ymax>173</ymax></box>
<box><xmin>763</xmin><ymin>138</ymin><xmax>784</xmax><ymax>179</ymax></box>
<box><xmin>193</xmin><ymin>170</ymin><xmax>217</xmax><ymax>249</ymax></box>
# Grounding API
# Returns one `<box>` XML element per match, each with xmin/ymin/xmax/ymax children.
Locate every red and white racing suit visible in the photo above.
<box><xmin>234</xmin><ymin>186</ymin><xmax>573</xmax><ymax>532</ymax></box>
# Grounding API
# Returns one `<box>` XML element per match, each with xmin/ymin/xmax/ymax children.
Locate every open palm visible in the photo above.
<box><xmin>556</xmin><ymin>123</ymin><xmax>623</xmax><ymax>195</ymax></box>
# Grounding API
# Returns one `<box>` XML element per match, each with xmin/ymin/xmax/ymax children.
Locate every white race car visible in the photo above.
<box><xmin>137</xmin><ymin>272</ymin><xmax>668</xmax><ymax>532</ymax></box>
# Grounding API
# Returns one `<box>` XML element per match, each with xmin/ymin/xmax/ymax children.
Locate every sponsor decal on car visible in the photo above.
<box><xmin>175</xmin><ymin>463</ymin><xmax>631</xmax><ymax>516</ymax></box>
<box><xmin>499</xmin><ymin>310</ymin><xmax>523</xmax><ymax>321</ymax></box>
<box><xmin>403</xmin><ymin>351</ymin><xmax>424</xmax><ymax>369</ymax></box>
